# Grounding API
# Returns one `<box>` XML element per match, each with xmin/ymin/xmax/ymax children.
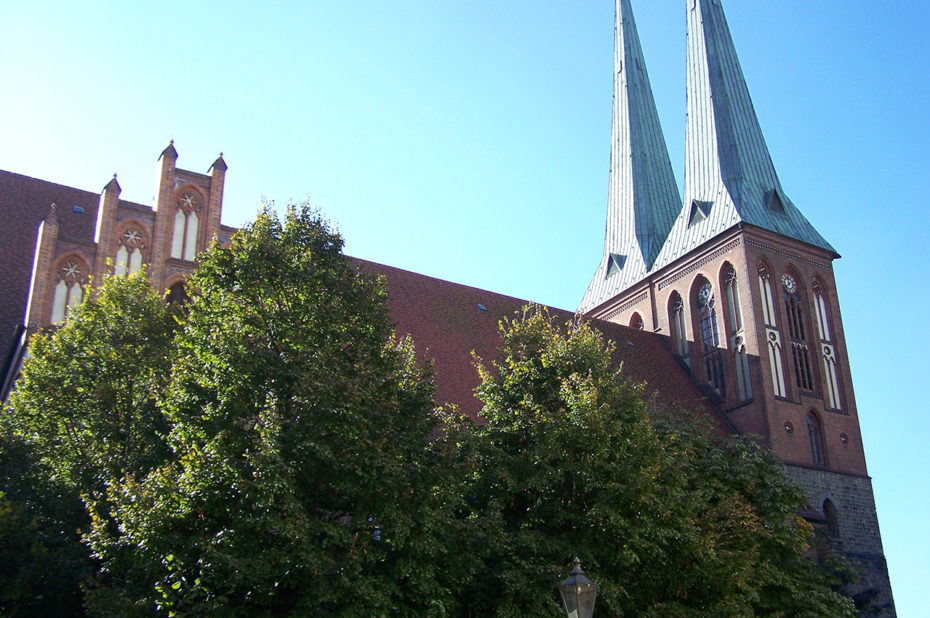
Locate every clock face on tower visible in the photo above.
<box><xmin>781</xmin><ymin>274</ymin><xmax>797</xmax><ymax>295</ymax></box>
<box><xmin>698</xmin><ymin>282</ymin><xmax>714</xmax><ymax>306</ymax></box>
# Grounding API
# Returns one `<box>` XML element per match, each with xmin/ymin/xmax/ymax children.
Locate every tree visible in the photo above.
<box><xmin>449</xmin><ymin>306</ymin><xmax>856</xmax><ymax>617</ymax></box>
<box><xmin>88</xmin><ymin>206</ymin><xmax>453</xmax><ymax>616</ymax></box>
<box><xmin>0</xmin><ymin>272</ymin><xmax>179</xmax><ymax>616</ymax></box>
<box><xmin>4</xmin><ymin>271</ymin><xmax>178</xmax><ymax>498</ymax></box>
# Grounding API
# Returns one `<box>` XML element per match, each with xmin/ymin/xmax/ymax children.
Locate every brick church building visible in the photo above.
<box><xmin>0</xmin><ymin>0</ymin><xmax>894</xmax><ymax>612</ymax></box>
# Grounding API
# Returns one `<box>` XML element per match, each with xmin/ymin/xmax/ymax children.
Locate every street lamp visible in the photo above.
<box><xmin>558</xmin><ymin>557</ymin><xmax>597</xmax><ymax>618</ymax></box>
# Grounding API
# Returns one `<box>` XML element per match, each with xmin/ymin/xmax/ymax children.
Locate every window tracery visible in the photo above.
<box><xmin>115</xmin><ymin>226</ymin><xmax>145</xmax><ymax>276</ymax></box>
<box><xmin>669</xmin><ymin>293</ymin><xmax>689</xmax><ymax>366</ymax></box>
<box><xmin>696</xmin><ymin>280</ymin><xmax>726</xmax><ymax>398</ymax></box>
<box><xmin>50</xmin><ymin>260</ymin><xmax>86</xmax><ymax>324</ymax></box>
<box><xmin>783</xmin><ymin>273</ymin><xmax>814</xmax><ymax>392</ymax></box>
<box><xmin>758</xmin><ymin>263</ymin><xmax>787</xmax><ymax>397</ymax></box>
<box><xmin>723</xmin><ymin>267</ymin><xmax>751</xmax><ymax>402</ymax></box>
<box><xmin>170</xmin><ymin>191</ymin><xmax>201</xmax><ymax>261</ymax></box>
<box><xmin>813</xmin><ymin>280</ymin><xmax>842</xmax><ymax>411</ymax></box>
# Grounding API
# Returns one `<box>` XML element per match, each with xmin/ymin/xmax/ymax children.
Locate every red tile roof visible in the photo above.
<box><xmin>357</xmin><ymin>259</ymin><xmax>733</xmax><ymax>436</ymax></box>
<box><xmin>1</xmin><ymin>170</ymin><xmax>730</xmax><ymax>436</ymax></box>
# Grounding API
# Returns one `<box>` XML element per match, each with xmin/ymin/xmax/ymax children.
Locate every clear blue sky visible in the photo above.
<box><xmin>2</xmin><ymin>1</ymin><xmax>927</xmax><ymax>613</ymax></box>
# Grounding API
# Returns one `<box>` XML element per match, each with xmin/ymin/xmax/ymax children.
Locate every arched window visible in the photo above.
<box><xmin>668</xmin><ymin>292</ymin><xmax>689</xmax><ymax>367</ymax></box>
<box><xmin>166</xmin><ymin>281</ymin><xmax>189</xmax><ymax>305</ymax></box>
<box><xmin>723</xmin><ymin>266</ymin><xmax>751</xmax><ymax>402</ymax></box>
<box><xmin>758</xmin><ymin>263</ymin><xmax>787</xmax><ymax>398</ymax></box>
<box><xmin>695</xmin><ymin>279</ymin><xmax>726</xmax><ymax>398</ymax></box>
<box><xmin>50</xmin><ymin>259</ymin><xmax>86</xmax><ymax>324</ymax></box>
<box><xmin>783</xmin><ymin>272</ymin><xmax>814</xmax><ymax>392</ymax></box>
<box><xmin>629</xmin><ymin>313</ymin><xmax>645</xmax><ymax>330</ymax></box>
<box><xmin>813</xmin><ymin>279</ymin><xmax>843</xmax><ymax>411</ymax></box>
<box><xmin>115</xmin><ymin>226</ymin><xmax>145</xmax><ymax>276</ymax></box>
<box><xmin>807</xmin><ymin>412</ymin><xmax>826</xmax><ymax>466</ymax></box>
<box><xmin>170</xmin><ymin>191</ymin><xmax>201</xmax><ymax>261</ymax></box>
<box><xmin>823</xmin><ymin>499</ymin><xmax>839</xmax><ymax>537</ymax></box>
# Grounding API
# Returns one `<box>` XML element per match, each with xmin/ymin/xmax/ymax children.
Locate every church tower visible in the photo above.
<box><xmin>581</xmin><ymin>0</ymin><xmax>894</xmax><ymax>612</ymax></box>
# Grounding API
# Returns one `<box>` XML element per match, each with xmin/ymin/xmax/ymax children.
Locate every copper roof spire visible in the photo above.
<box><xmin>579</xmin><ymin>0</ymin><xmax>681</xmax><ymax>314</ymax></box>
<box><xmin>653</xmin><ymin>0</ymin><xmax>835</xmax><ymax>270</ymax></box>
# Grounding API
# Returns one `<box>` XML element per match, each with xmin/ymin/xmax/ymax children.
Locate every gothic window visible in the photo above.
<box><xmin>669</xmin><ymin>292</ymin><xmax>689</xmax><ymax>366</ymax></box>
<box><xmin>170</xmin><ymin>191</ymin><xmax>201</xmax><ymax>261</ymax></box>
<box><xmin>759</xmin><ymin>263</ymin><xmax>787</xmax><ymax>397</ymax></box>
<box><xmin>783</xmin><ymin>273</ymin><xmax>815</xmax><ymax>392</ymax></box>
<box><xmin>807</xmin><ymin>411</ymin><xmax>826</xmax><ymax>466</ymax></box>
<box><xmin>166</xmin><ymin>281</ymin><xmax>189</xmax><ymax>305</ymax></box>
<box><xmin>696</xmin><ymin>280</ymin><xmax>726</xmax><ymax>398</ymax></box>
<box><xmin>823</xmin><ymin>499</ymin><xmax>839</xmax><ymax>537</ymax></box>
<box><xmin>115</xmin><ymin>227</ymin><xmax>145</xmax><ymax>276</ymax></box>
<box><xmin>813</xmin><ymin>279</ymin><xmax>843</xmax><ymax>411</ymax></box>
<box><xmin>630</xmin><ymin>313</ymin><xmax>645</xmax><ymax>330</ymax></box>
<box><xmin>723</xmin><ymin>266</ymin><xmax>751</xmax><ymax>402</ymax></box>
<box><xmin>50</xmin><ymin>260</ymin><xmax>86</xmax><ymax>324</ymax></box>
<box><xmin>757</xmin><ymin>264</ymin><xmax>778</xmax><ymax>327</ymax></box>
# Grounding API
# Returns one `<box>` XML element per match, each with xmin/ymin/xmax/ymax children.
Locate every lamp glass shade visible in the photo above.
<box><xmin>558</xmin><ymin>559</ymin><xmax>597</xmax><ymax>618</ymax></box>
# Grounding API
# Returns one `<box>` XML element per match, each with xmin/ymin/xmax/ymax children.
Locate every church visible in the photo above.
<box><xmin>0</xmin><ymin>0</ymin><xmax>894</xmax><ymax>612</ymax></box>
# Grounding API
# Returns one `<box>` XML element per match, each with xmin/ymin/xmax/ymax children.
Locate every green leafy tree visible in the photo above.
<box><xmin>4</xmin><ymin>272</ymin><xmax>178</xmax><ymax>497</ymax></box>
<box><xmin>0</xmin><ymin>437</ymin><xmax>89</xmax><ymax>616</ymax></box>
<box><xmin>450</xmin><ymin>307</ymin><xmax>856</xmax><ymax>617</ymax></box>
<box><xmin>1</xmin><ymin>271</ymin><xmax>179</xmax><ymax>616</ymax></box>
<box><xmin>89</xmin><ymin>206</ymin><xmax>453</xmax><ymax>616</ymax></box>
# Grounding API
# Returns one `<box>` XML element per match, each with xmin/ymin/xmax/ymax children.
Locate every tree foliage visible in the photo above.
<box><xmin>1</xmin><ymin>272</ymin><xmax>179</xmax><ymax>616</ymax></box>
<box><xmin>0</xmin><ymin>208</ymin><xmax>858</xmax><ymax>616</ymax></box>
<box><xmin>447</xmin><ymin>307</ymin><xmax>856</xmax><ymax>617</ymax></box>
<box><xmin>87</xmin><ymin>206</ymin><xmax>451</xmax><ymax>616</ymax></box>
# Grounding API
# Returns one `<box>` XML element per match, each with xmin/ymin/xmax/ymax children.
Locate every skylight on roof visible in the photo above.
<box><xmin>72</xmin><ymin>205</ymin><xmax>84</xmax><ymax>214</ymax></box>
<box><xmin>477</xmin><ymin>303</ymin><xmax>488</xmax><ymax>312</ymax></box>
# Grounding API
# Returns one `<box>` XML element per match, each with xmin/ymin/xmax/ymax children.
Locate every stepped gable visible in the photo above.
<box><xmin>0</xmin><ymin>170</ymin><xmax>150</xmax><ymax>363</ymax></box>
<box><xmin>358</xmin><ymin>259</ymin><xmax>731</xmax><ymax>435</ymax></box>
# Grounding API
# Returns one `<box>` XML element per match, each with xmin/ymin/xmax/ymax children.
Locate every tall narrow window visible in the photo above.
<box><xmin>807</xmin><ymin>412</ymin><xmax>826</xmax><ymax>466</ymax></box>
<box><xmin>114</xmin><ymin>227</ymin><xmax>145</xmax><ymax>276</ymax></box>
<box><xmin>724</xmin><ymin>267</ymin><xmax>751</xmax><ymax>402</ymax></box>
<box><xmin>758</xmin><ymin>264</ymin><xmax>787</xmax><ymax>397</ymax></box>
<box><xmin>630</xmin><ymin>313</ymin><xmax>645</xmax><ymax>330</ymax></box>
<box><xmin>50</xmin><ymin>260</ymin><xmax>85</xmax><ymax>324</ymax></box>
<box><xmin>669</xmin><ymin>293</ymin><xmax>689</xmax><ymax>367</ymax></box>
<box><xmin>696</xmin><ymin>281</ymin><xmax>726</xmax><ymax>398</ymax></box>
<box><xmin>170</xmin><ymin>191</ymin><xmax>201</xmax><ymax>261</ymax></box>
<box><xmin>783</xmin><ymin>273</ymin><xmax>814</xmax><ymax>392</ymax></box>
<box><xmin>823</xmin><ymin>499</ymin><xmax>840</xmax><ymax>537</ymax></box>
<box><xmin>813</xmin><ymin>280</ymin><xmax>843</xmax><ymax>411</ymax></box>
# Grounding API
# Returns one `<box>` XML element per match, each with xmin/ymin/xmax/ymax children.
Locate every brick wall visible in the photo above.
<box><xmin>784</xmin><ymin>464</ymin><xmax>896</xmax><ymax>616</ymax></box>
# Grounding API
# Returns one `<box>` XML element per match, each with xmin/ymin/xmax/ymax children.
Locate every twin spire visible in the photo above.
<box><xmin>580</xmin><ymin>0</ymin><xmax>835</xmax><ymax>314</ymax></box>
<box><xmin>579</xmin><ymin>0</ymin><xmax>680</xmax><ymax>313</ymax></box>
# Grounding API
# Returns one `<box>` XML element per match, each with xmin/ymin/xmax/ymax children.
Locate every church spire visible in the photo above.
<box><xmin>653</xmin><ymin>0</ymin><xmax>835</xmax><ymax>270</ymax></box>
<box><xmin>579</xmin><ymin>0</ymin><xmax>681</xmax><ymax>314</ymax></box>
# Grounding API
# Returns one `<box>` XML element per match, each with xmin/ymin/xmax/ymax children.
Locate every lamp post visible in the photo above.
<box><xmin>558</xmin><ymin>557</ymin><xmax>597</xmax><ymax>618</ymax></box>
